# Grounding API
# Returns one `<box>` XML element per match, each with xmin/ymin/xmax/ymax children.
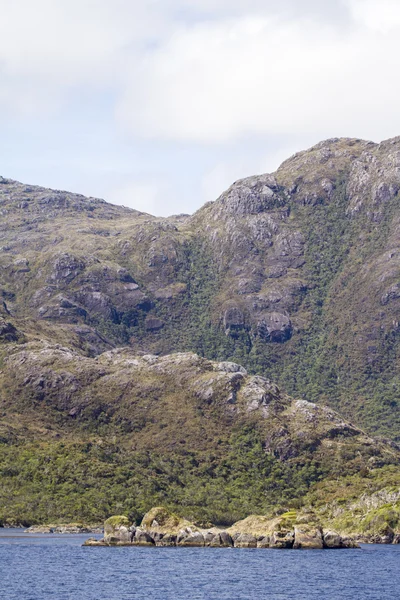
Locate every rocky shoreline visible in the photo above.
<box><xmin>25</xmin><ymin>524</ymin><xmax>103</xmax><ymax>534</ymax></box>
<box><xmin>83</xmin><ymin>507</ymin><xmax>362</xmax><ymax>550</ymax></box>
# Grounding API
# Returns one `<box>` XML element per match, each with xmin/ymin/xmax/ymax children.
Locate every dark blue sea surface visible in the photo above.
<box><xmin>0</xmin><ymin>528</ymin><xmax>399</xmax><ymax>600</ymax></box>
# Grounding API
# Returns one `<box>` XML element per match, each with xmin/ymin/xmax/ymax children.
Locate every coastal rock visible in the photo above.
<box><xmin>132</xmin><ymin>530</ymin><xmax>155</xmax><ymax>546</ymax></box>
<box><xmin>223</xmin><ymin>306</ymin><xmax>245</xmax><ymax>334</ymax></box>
<box><xmin>103</xmin><ymin>515</ymin><xmax>131</xmax><ymax>544</ymax></box>
<box><xmin>209</xmin><ymin>532</ymin><xmax>234</xmax><ymax>547</ymax></box>
<box><xmin>25</xmin><ymin>525</ymin><xmax>54</xmax><ymax>534</ymax></box>
<box><xmin>203</xmin><ymin>531</ymin><xmax>216</xmax><ymax>546</ymax></box>
<box><xmin>141</xmin><ymin>506</ymin><xmax>197</xmax><ymax>536</ymax></box>
<box><xmin>25</xmin><ymin>524</ymin><xmax>102</xmax><ymax>534</ymax></box>
<box><xmin>233</xmin><ymin>533</ymin><xmax>257</xmax><ymax>548</ymax></box>
<box><xmin>178</xmin><ymin>531</ymin><xmax>205</xmax><ymax>547</ymax></box>
<box><xmin>269</xmin><ymin>530</ymin><xmax>295</xmax><ymax>549</ymax></box>
<box><xmin>82</xmin><ymin>537</ymin><xmax>108</xmax><ymax>547</ymax></box>
<box><xmin>293</xmin><ymin>526</ymin><xmax>324</xmax><ymax>550</ymax></box>
<box><xmin>341</xmin><ymin>537</ymin><xmax>361</xmax><ymax>549</ymax></box>
<box><xmin>322</xmin><ymin>530</ymin><xmax>343</xmax><ymax>549</ymax></box>
<box><xmin>156</xmin><ymin>533</ymin><xmax>177</xmax><ymax>547</ymax></box>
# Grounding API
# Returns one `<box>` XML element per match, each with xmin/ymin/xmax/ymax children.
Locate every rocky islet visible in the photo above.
<box><xmin>83</xmin><ymin>508</ymin><xmax>360</xmax><ymax>549</ymax></box>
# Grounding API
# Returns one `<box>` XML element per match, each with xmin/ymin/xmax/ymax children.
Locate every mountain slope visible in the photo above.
<box><xmin>1</xmin><ymin>332</ymin><xmax>399</xmax><ymax>525</ymax></box>
<box><xmin>2</xmin><ymin>137</ymin><xmax>400</xmax><ymax>439</ymax></box>
<box><xmin>1</xmin><ymin>137</ymin><xmax>400</xmax><ymax>525</ymax></box>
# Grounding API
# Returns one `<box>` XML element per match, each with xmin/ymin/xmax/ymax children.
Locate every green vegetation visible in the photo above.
<box><xmin>0</xmin><ymin>428</ymin><xmax>326</xmax><ymax>527</ymax></box>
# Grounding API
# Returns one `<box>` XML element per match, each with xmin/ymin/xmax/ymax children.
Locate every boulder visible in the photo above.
<box><xmin>141</xmin><ymin>506</ymin><xmax>198</xmax><ymax>537</ymax></box>
<box><xmin>209</xmin><ymin>532</ymin><xmax>234</xmax><ymax>547</ymax></box>
<box><xmin>233</xmin><ymin>533</ymin><xmax>257</xmax><ymax>548</ymax></box>
<box><xmin>257</xmin><ymin>536</ymin><xmax>270</xmax><ymax>548</ymax></box>
<box><xmin>104</xmin><ymin>515</ymin><xmax>131</xmax><ymax>544</ymax></box>
<box><xmin>132</xmin><ymin>530</ymin><xmax>155</xmax><ymax>546</ymax></box>
<box><xmin>150</xmin><ymin>531</ymin><xmax>164</xmax><ymax>544</ymax></box>
<box><xmin>82</xmin><ymin>537</ymin><xmax>108</xmax><ymax>547</ymax></box>
<box><xmin>203</xmin><ymin>531</ymin><xmax>216</xmax><ymax>546</ymax></box>
<box><xmin>323</xmin><ymin>530</ymin><xmax>343</xmax><ymax>549</ymax></box>
<box><xmin>145</xmin><ymin>316</ymin><xmax>165</xmax><ymax>331</ymax></box>
<box><xmin>269</xmin><ymin>530</ymin><xmax>294</xmax><ymax>549</ymax></box>
<box><xmin>341</xmin><ymin>536</ymin><xmax>361</xmax><ymax>549</ymax></box>
<box><xmin>178</xmin><ymin>531</ymin><xmax>205</xmax><ymax>547</ymax></box>
<box><xmin>293</xmin><ymin>526</ymin><xmax>323</xmax><ymax>549</ymax></box>
<box><xmin>156</xmin><ymin>533</ymin><xmax>177</xmax><ymax>547</ymax></box>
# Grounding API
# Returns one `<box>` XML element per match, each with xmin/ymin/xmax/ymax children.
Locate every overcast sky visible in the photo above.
<box><xmin>0</xmin><ymin>0</ymin><xmax>399</xmax><ymax>216</ymax></box>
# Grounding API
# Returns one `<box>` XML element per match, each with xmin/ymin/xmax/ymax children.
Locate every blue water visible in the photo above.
<box><xmin>0</xmin><ymin>529</ymin><xmax>399</xmax><ymax>600</ymax></box>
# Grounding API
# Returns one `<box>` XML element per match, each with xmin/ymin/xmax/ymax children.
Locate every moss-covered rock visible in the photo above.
<box><xmin>293</xmin><ymin>525</ymin><xmax>323</xmax><ymax>549</ymax></box>
<box><xmin>141</xmin><ymin>506</ymin><xmax>198</xmax><ymax>535</ymax></box>
<box><xmin>104</xmin><ymin>515</ymin><xmax>131</xmax><ymax>544</ymax></box>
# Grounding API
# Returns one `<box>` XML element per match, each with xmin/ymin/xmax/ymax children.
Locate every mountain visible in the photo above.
<box><xmin>1</xmin><ymin>136</ymin><xmax>400</xmax><ymax>526</ymax></box>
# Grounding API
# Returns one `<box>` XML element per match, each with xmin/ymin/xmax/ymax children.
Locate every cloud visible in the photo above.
<box><xmin>117</xmin><ymin>0</ymin><xmax>400</xmax><ymax>143</ymax></box>
<box><xmin>0</xmin><ymin>0</ymin><xmax>171</xmax><ymax>115</ymax></box>
<box><xmin>1</xmin><ymin>0</ymin><xmax>398</xmax><ymax>145</ymax></box>
<box><xmin>0</xmin><ymin>0</ymin><xmax>399</xmax><ymax>218</ymax></box>
<box><xmin>347</xmin><ymin>0</ymin><xmax>400</xmax><ymax>32</ymax></box>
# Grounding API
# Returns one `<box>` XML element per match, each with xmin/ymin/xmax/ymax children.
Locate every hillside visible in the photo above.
<box><xmin>1</xmin><ymin>136</ymin><xmax>400</xmax><ymax>525</ymax></box>
<box><xmin>2</xmin><ymin>137</ymin><xmax>400</xmax><ymax>439</ymax></box>
<box><xmin>1</xmin><ymin>338</ymin><xmax>399</xmax><ymax>525</ymax></box>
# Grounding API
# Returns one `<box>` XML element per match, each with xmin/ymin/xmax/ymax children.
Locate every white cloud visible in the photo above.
<box><xmin>1</xmin><ymin>0</ymin><xmax>399</xmax><ymax>144</ymax></box>
<box><xmin>117</xmin><ymin>2</ymin><xmax>400</xmax><ymax>143</ymax></box>
<box><xmin>347</xmin><ymin>0</ymin><xmax>400</xmax><ymax>32</ymax></box>
<box><xmin>0</xmin><ymin>0</ymin><xmax>400</xmax><ymax>217</ymax></box>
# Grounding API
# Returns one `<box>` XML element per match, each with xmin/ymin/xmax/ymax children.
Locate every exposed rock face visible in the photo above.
<box><xmin>293</xmin><ymin>526</ymin><xmax>324</xmax><ymax>550</ymax></box>
<box><xmin>269</xmin><ymin>530</ymin><xmax>295</xmax><ymax>549</ymax></box>
<box><xmin>209</xmin><ymin>532</ymin><xmax>234</xmax><ymax>548</ymax></box>
<box><xmin>233</xmin><ymin>533</ymin><xmax>257</xmax><ymax>548</ymax></box>
<box><xmin>103</xmin><ymin>516</ymin><xmax>131</xmax><ymax>544</ymax></box>
<box><xmin>0</xmin><ymin>317</ymin><xmax>20</xmax><ymax>342</ymax></box>
<box><xmin>178</xmin><ymin>531</ymin><xmax>205</xmax><ymax>547</ymax></box>
<box><xmin>257</xmin><ymin>312</ymin><xmax>292</xmax><ymax>342</ymax></box>
<box><xmin>323</xmin><ymin>530</ymin><xmax>343</xmax><ymax>549</ymax></box>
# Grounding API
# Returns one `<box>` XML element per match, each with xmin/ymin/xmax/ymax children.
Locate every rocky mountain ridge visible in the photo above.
<box><xmin>1</xmin><ymin>136</ymin><xmax>400</xmax><ymax>525</ymax></box>
<box><xmin>2</xmin><ymin>137</ymin><xmax>400</xmax><ymax>439</ymax></box>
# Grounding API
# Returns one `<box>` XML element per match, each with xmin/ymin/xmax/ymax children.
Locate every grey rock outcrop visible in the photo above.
<box><xmin>293</xmin><ymin>526</ymin><xmax>324</xmax><ymax>550</ymax></box>
<box><xmin>209</xmin><ymin>532</ymin><xmax>234</xmax><ymax>548</ymax></box>
<box><xmin>177</xmin><ymin>531</ymin><xmax>205</xmax><ymax>547</ymax></box>
<box><xmin>269</xmin><ymin>530</ymin><xmax>295</xmax><ymax>549</ymax></box>
<box><xmin>233</xmin><ymin>533</ymin><xmax>257</xmax><ymax>548</ymax></box>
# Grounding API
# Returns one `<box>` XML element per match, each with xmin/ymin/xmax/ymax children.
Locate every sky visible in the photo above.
<box><xmin>0</xmin><ymin>0</ymin><xmax>399</xmax><ymax>216</ymax></box>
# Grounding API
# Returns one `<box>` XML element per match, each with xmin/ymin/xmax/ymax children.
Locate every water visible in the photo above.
<box><xmin>0</xmin><ymin>529</ymin><xmax>399</xmax><ymax>600</ymax></box>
